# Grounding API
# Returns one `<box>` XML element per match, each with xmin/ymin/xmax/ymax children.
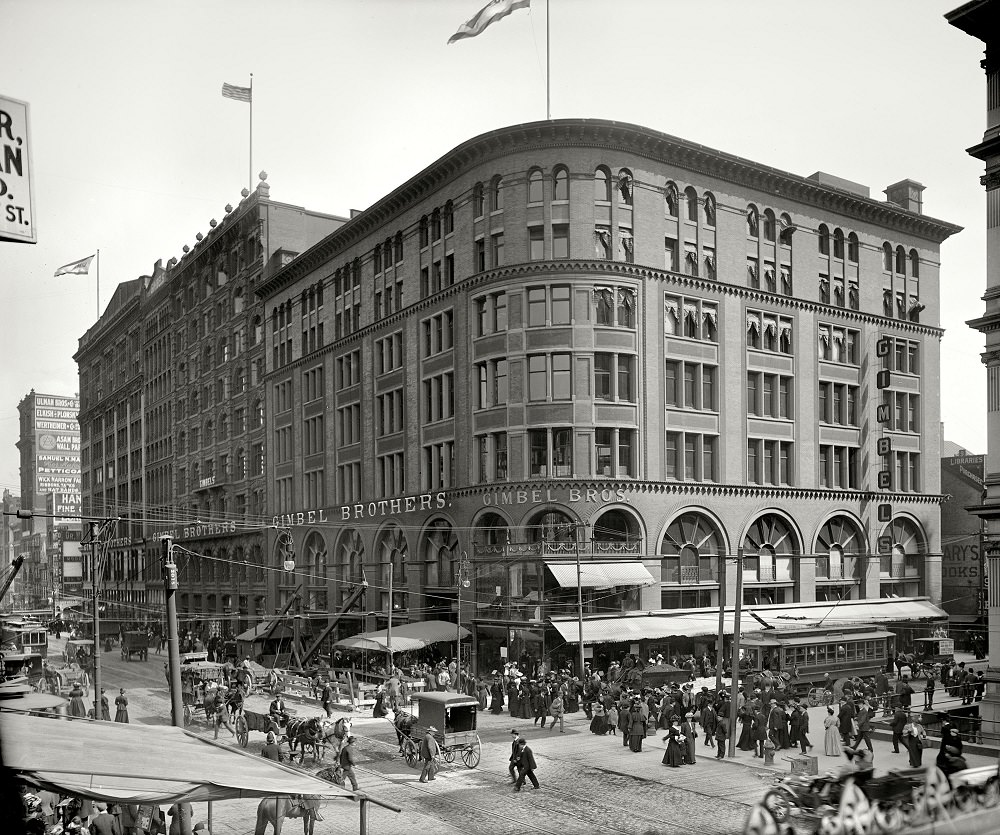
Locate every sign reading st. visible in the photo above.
<box><xmin>0</xmin><ymin>95</ymin><xmax>35</xmax><ymax>244</ymax></box>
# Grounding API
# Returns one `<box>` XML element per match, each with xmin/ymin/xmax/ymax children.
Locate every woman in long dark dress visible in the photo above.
<box><xmin>680</xmin><ymin>712</ymin><xmax>697</xmax><ymax>764</ymax></box>
<box><xmin>589</xmin><ymin>701</ymin><xmax>608</xmax><ymax>735</ymax></box>
<box><xmin>662</xmin><ymin>720</ymin><xmax>684</xmax><ymax>767</ymax></box>
<box><xmin>489</xmin><ymin>678</ymin><xmax>505</xmax><ymax>715</ymax></box>
<box><xmin>777</xmin><ymin>705</ymin><xmax>791</xmax><ymax>750</ymax></box>
<box><xmin>736</xmin><ymin>703</ymin><xmax>754</xmax><ymax>750</ymax></box>
<box><xmin>114</xmin><ymin>688</ymin><xmax>129</xmax><ymax>723</ymax></box>
<box><xmin>68</xmin><ymin>681</ymin><xmax>87</xmax><ymax>718</ymax></box>
<box><xmin>507</xmin><ymin>680</ymin><xmax>521</xmax><ymax>717</ymax></box>
<box><xmin>628</xmin><ymin>699</ymin><xmax>646</xmax><ymax>752</ymax></box>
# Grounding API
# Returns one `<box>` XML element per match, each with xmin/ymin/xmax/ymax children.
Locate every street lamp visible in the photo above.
<box><xmin>456</xmin><ymin>551</ymin><xmax>471</xmax><ymax>688</ymax></box>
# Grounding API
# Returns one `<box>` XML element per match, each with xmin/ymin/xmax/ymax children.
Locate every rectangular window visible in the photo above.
<box><xmin>527</xmin><ymin>288</ymin><xmax>546</xmax><ymax>327</ymax></box>
<box><xmin>528</xmin><ymin>355</ymin><xmax>547</xmax><ymax>400</ymax></box>
<box><xmin>529</xmin><ymin>226</ymin><xmax>544</xmax><ymax>260</ymax></box>
<box><xmin>491</xmin><ymin>233</ymin><xmax>504</xmax><ymax>267</ymax></box>
<box><xmin>665</xmin><ymin>433</ymin><xmax>678</xmax><ymax>479</ymax></box>
<box><xmin>553</xmin><ymin>224</ymin><xmax>569</xmax><ymax>259</ymax></box>
<box><xmin>529</xmin><ymin>429</ymin><xmax>548</xmax><ymax>476</ymax></box>
<box><xmin>551</xmin><ymin>353</ymin><xmax>571</xmax><ymax>399</ymax></box>
<box><xmin>618</xmin><ymin>355</ymin><xmax>634</xmax><ymax>402</ymax></box>
<box><xmin>551</xmin><ymin>285</ymin><xmax>571</xmax><ymax>325</ymax></box>
<box><xmin>595</xmin><ymin>354</ymin><xmax>613</xmax><ymax>401</ymax></box>
<box><xmin>666</xmin><ymin>361</ymin><xmax>678</xmax><ymax>407</ymax></box>
<box><xmin>665</xmin><ymin>431</ymin><xmax>717</xmax><ymax>482</ymax></box>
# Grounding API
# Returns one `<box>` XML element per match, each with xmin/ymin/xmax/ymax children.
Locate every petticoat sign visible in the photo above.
<box><xmin>0</xmin><ymin>94</ymin><xmax>36</xmax><ymax>244</ymax></box>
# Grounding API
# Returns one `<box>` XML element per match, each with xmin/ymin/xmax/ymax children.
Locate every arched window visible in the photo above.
<box><xmin>376</xmin><ymin>525</ymin><xmax>409</xmax><ymax>611</ymax></box>
<box><xmin>491</xmin><ymin>176</ymin><xmax>504</xmax><ymax>211</ymax></box>
<box><xmin>818</xmin><ymin>224</ymin><xmax>830</xmax><ymax>255</ymax></box>
<box><xmin>815</xmin><ymin>516</ymin><xmax>864</xmax><ymax>580</ymax></box>
<box><xmin>444</xmin><ymin>201</ymin><xmax>454</xmax><ymax>235</ymax></box>
<box><xmin>233</xmin><ymin>287</ymin><xmax>245</xmax><ymax>315</ymax></box>
<box><xmin>431</xmin><ymin>208</ymin><xmax>441</xmax><ymax>241</ymax></box>
<box><xmin>660</xmin><ymin>512</ymin><xmax>724</xmax><ymax>585</ymax></box>
<box><xmin>338</xmin><ymin>531</ymin><xmax>365</xmax><ymax>594</ymax></box>
<box><xmin>205</xmin><ymin>419</ymin><xmax>214</xmax><ymax>446</ymax></box>
<box><xmin>618</xmin><ymin>169</ymin><xmax>633</xmax><ymax>205</ymax></box>
<box><xmin>743</xmin><ymin>513</ymin><xmax>798</xmax><ymax>583</ymax></box>
<box><xmin>552</xmin><ymin>166</ymin><xmax>569</xmax><ymax>201</ymax></box>
<box><xmin>747</xmin><ymin>205</ymin><xmax>759</xmax><ymax>237</ymax></box>
<box><xmin>592</xmin><ymin>509</ymin><xmax>640</xmax><ymax>545</ymax></box>
<box><xmin>883</xmin><ymin>242</ymin><xmax>893</xmax><ymax>271</ymax></box>
<box><xmin>419</xmin><ymin>215</ymin><xmax>429</xmax><ymax>248</ymax></box>
<box><xmin>880</xmin><ymin>517</ymin><xmax>925</xmax><ymax>583</ymax></box>
<box><xmin>909</xmin><ymin>249</ymin><xmax>919</xmax><ymax>278</ymax></box>
<box><xmin>220</xmin><ymin>412</ymin><xmax>230</xmax><ymax>440</ymax></box>
<box><xmin>779</xmin><ymin>213</ymin><xmax>794</xmax><ymax>246</ymax></box>
<box><xmin>833</xmin><ymin>228</ymin><xmax>845</xmax><ymax>259</ymax></box>
<box><xmin>236</xmin><ymin>447</ymin><xmax>246</xmax><ymax>479</ymax></box>
<box><xmin>685</xmin><ymin>187</ymin><xmax>698</xmax><ymax>222</ymax></box>
<box><xmin>848</xmin><ymin>232</ymin><xmax>859</xmax><ymax>262</ymax></box>
<box><xmin>253</xmin><ymin>399</ymin><xmax>264</xmax><ymax>427</ymax></box>
<box><xmin>895</xmin><ymin>245</ymin><xmax>906</xmax><ymax>274</ymax></box>
<box><xmin>474</xmin><ymin>512</ymin><xmax>509</xmax><ymax>548</ymax></box>
<box><xmin>527</xmin><ymin>168</ymin><xmax>544</xmax><ymax>204</ymax></box>
<box><xmin>703</xmin><ymin>192</ymin><xmax>716</xmax><ymax>227</ymax></box>
<box><xmin>394</xmin><ymin>231</ymin><xmax>404</xmax><ymax>262</ymax></box>
<box><xmin>473</xmin><ymin>183</ymin><xmax>485</xmax><ymax>218</ymax></box>
<box><xmin>526</xmin><ymin>509</ymin><xmax>576</xmax><ymax>543</ymax></box>
<box><xmin>251</xmin><ymin>315</ymin><xmax>262</xmax><ymax>345</ymax></box>
<box><xmin>762</xmin><ymin>209</ymin><xmax>776</xmax><ymax>242</ymax></box>
<box><xmin>594</xmin><ymin>167</ymin><xmax>611</xmax><ymax>202</ymax></box>
<box><xmin>423</xmin><ymin>519</ymin><xmax>457</xmax><ymax>587</ymax></box>
<box><xmin>665</xmin><ymin>182</ymin><xmax>679</xmax><ymax>217</ymax></box>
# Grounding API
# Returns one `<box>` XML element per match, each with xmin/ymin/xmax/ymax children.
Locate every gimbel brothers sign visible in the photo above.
<box><xmin>0</xmin><ymin>94</ymin><xmax>35</xmax><ymax>244</ymax></box>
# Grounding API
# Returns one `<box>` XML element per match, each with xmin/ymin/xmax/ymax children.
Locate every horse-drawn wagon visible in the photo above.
<box><xmin>234</xmin><ymin>706</ymin><xmax>284</xmax><ymax>748</ymax></box>
<box><xmin>180</xmin><ymin>660</ymin><xmax>227</xmax><ymax>725</ymax></box>
<box><xmin>397</xmin><ymin>692</ymin><xmax>481</xmax><ymax>769</ymax></box>
<box><xmin>121</xmin><ymin>631</ymin><xmax>149</xmax><ymax>662</ymax></box>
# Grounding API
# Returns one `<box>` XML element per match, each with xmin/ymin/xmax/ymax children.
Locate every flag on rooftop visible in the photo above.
<box><xmin>54</xmin><ymin>254</ymin><xmax>95</xmax><ymax>277</ymax></box>
<box><xmin>448</xmin><ymin>0</ymin><xmax>530</xmax><ymax>44</ymax></box>
<box><xmin>221</xmin><ymin>82</ymin><xmax>252</xmax><ymax>103</ymax></box>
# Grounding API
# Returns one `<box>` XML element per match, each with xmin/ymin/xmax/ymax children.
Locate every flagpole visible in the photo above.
<box><xmin>96</xmin><ymin>249</ymin><xmax>100</xmax><ymax>318</ymax></box>
<box><xmin>546</xmin><ymin>0</ymin><xmax>551</xmax><ymax>119</ymax></box>
<box><xmin>249</xmin><ymin>73</ymin><xmax>253</xmax><ymax>192</ymax></box>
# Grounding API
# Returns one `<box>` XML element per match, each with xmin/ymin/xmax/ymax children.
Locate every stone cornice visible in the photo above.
<box><xmin>257</xmin><ymin>119</ymin><xmax>962</xmax><ymax>300</ymax></box>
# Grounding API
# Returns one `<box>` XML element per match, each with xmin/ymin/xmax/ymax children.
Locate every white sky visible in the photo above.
<box><xmin>0</xmin><ymin>0</ymin><xmax>990</xmax><ymax>494</ymax></box>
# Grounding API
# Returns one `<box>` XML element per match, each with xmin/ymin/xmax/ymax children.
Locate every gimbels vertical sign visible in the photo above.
<box><xmin>0</xmin><ymin>94</ymin><xmax>36</xmax><ymax>244</ymax></box>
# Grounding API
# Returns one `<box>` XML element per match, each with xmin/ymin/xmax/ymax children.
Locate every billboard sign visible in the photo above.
<box><xmin>0</xmin><ymin>95</ymin><xmax>36</xmax><ymax>244</ymax></box>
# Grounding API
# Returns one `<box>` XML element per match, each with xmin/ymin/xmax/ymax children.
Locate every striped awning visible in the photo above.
<box><xmin>545</xmin><ymin>561</ymin><xmax>655</xmax><ymax>590</ymax></box>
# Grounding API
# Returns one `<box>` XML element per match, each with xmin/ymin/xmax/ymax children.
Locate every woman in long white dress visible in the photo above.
<box><xmin>823</xmin><ymin>706</ymin><xmax>842</xmax><ymax>756</ymax></box>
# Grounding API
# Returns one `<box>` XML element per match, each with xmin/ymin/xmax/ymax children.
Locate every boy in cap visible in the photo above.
<box><xmin>508</xmin><ymin>729</ymin><xmax>522</xmax><ymax>782</ymax></box>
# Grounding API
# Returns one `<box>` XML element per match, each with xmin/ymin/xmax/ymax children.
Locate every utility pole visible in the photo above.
<box><xmin>457</xmin><ymin>552</ymin><xmax>470</xmax><ymax>689</ymax></box>
<box><xmin>88</xmin><ymin>521</ymin><xmax>103</xmax><ymax>720</ymax></box>
<box><xmin>727</xmin><ymin>549</ymin><xmax>744</xmax><ymax>758</ymax></box>
<box><xmin>162</xmin><ymin>536</ymin><xmax>184</xmax><ymax>727</ymax></box>
<box><xmin>575</xmin><ymin>524</ymin><xmax>586</xmax><ymax>679</ymax></box>
<box><xmin>715</xmin><ymin>552</ymin><xmax>726</xmax><ymax>696</ymax></box>
<box><xmin>386</xmin><ymin>561</ymin><xmax>393</xmax><ymax>674</ymax></box>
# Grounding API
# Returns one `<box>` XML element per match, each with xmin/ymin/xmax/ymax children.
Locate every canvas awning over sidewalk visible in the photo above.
<box><xmin>545</xmin><ymin>560</ymin><xmax>655</xmax><ymax>590</ymax></box>
<box><xmin>548</xmin><ymin>596</ymin><xmax>947</xmax><ymax>645</ymax></box>
<box><xmin>2</xmin><ymin>712</ymin><xmax>359</xmax><ymax>805</ymax></box>
<box><xmin>334</xmin><ymin>619</ymin><xmax>470</xmax><ymax>653</ymax></box>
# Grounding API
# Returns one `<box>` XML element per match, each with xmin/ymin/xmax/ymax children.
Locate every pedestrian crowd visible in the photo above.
<box><xmin>19</xmin><ymin>787</ymin><xmax>209</xmax><ymax>835</ymax></box>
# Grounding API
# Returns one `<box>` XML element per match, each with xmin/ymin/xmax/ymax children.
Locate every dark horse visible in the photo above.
<box><xmin>286</xmin><ymin>716</ymin><xmax>324</xmax><ymax>764</ymax></box>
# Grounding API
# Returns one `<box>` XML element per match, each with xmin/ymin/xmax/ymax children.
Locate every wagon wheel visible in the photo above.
<box><xmin>807</xmin><ymin>688</ymin><xmax>820</xmax><ymax>708</ymax></box>
<box><xmin>762</xmin><ymin>788</ymin><xmax>794</xmax><ymax>824</ymax></box>
<box><xmin>235</xmin><ymin>713</ymin><xmax>249</xmax><ymax>748</ymax></box>
<box><xmin>443</xmin><ymin>746</ymin><xmax>456</xmax><ymax>764</ymax></box>
<box><xmin>402</xmin><ymin>738</ymin><xmax>419</xmax><ymax>768</ymax></box>
<box><xmin>460</xmin><ymin>735</ymin><xmax>481</xmax><ymax>769</ymax></box>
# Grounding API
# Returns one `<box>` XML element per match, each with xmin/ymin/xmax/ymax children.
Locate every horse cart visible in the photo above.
<box><xmin>180</xmin><ymin>661</ymin><xmax>227</xmax><ymax>725</ymax></box>
<box><xmin>234</xmin><ymin>707</ymin><xmax>284</xmax><ymax>748</ymax></box>
<box><xmin>399</xmin><ymin>692</ymin><xmax>481</xmax><ymax>769</ymax></box>
<box><xmin>121</xmin><ymin>631</ymin><xmax>149</xmax><ymax>662</ymax></box>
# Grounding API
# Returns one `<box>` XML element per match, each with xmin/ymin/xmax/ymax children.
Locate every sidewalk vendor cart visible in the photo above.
<box><xmin>401</xmin><ymin>691</ymin><xmax>481</xmax><ymax>769</ymax></box>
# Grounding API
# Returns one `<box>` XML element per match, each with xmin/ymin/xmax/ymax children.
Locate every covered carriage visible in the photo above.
<box><xmin>398</xmin><ymin>691</ymin><xmax>481</xmax><ymax>769</ymax></box>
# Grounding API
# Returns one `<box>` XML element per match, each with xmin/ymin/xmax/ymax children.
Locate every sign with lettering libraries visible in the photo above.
<box><xmin>0</xmin><ymin>95</ymin><xmax>36</xmax><ymax>244</ymax></box>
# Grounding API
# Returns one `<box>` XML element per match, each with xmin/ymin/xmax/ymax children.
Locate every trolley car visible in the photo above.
<box><xmin>1</xmin><ymin>617</ymin><xmax>49</xmax><ymax>660</ymax></box>
<box><xmin>401</xmin><ymin>692</ymin><xmax>481</xmax><ymax>769</ymax></box>
<box><xmin>740</xmin><ymin>624</ymin><xmax>895</xmax><ymax>700</ymax></box>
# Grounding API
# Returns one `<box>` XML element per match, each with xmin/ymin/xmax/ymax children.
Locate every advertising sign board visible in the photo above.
<box><xmin>0</xmin><ymin>94</ymin><xmax>36</xmax><ymax>244</ymax></box>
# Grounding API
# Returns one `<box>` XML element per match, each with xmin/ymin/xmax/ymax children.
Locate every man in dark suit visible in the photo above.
<box><xmin>508</xmin><ymin>729</ymin><xmax>522</xmax><ymax>782</ymax></box>
<box><xmin>766</xmin><ymin>699</ymin><xmax>785</xmax><ymax>749</ymax></box>
<box><xmin>890</xmin><ymin>706</ymin><xmax>908</xmax><ymax>754</ymax></box>
<box><xmin>513</xmin><ymin>738</ymin><xmax>539</xmax><ymax>791</ymax></box>
<box><xmin>853</xmin><ymin>698</ymin><xmax>874</xmax><ymax>753</ymax></box>
<box><xmin>837</xmin><ymin>697</ymin><xmax>856</xmax><ymax>747</ymax></box>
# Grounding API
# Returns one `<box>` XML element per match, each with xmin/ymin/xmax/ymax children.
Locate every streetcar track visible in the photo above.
<box><xmin>354</xmin><ymin>726</ymin><xmax>728</xmax><ymax>835</ymax></box>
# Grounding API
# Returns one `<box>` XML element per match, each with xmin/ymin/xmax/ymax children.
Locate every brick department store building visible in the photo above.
<box><xmin>255</xmin><ymin>119</ymin><xmax>958</xmax><ymax>675</ymax></box>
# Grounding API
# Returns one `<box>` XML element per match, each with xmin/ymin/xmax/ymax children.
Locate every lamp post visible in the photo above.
<box><xmin>456</xmin><ymin>551</ymin><xmax>471</xmax><ymax>689</ymax></box>
<box><xmin>575</xmin><ymin>524</ymin><xmax>586</xmax><ymax>680</ymax></box>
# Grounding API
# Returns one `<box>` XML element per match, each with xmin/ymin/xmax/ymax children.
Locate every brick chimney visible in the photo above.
<box><xmin>884</xmin><ymin>179</ymin><xmax>925</xmax><ymax>214</ymax></box>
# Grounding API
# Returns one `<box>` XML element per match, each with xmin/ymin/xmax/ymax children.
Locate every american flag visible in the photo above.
<box><xmin>221</xmin><ymin>82</ymin><xmax>251</xmax><ymax>103</ymax></box>
<box><xmin>448</xmin><ymin>0</ymin><xmax>530</xmax><ymax>45</ymax></box>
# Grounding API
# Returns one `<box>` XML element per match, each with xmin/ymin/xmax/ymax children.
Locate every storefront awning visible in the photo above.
<box><xmin>545</xmin><ymin>561</ymin><xmax>655</xmax><ymax>590</ymax></box>
<box><xmin>548</xmin><ymin>597</ymin><xmax>947</xmax><ymax>646</ymax></box>
<box><xmin>2</xmin><ymin>712</ymin><xmax>359</xmax><ymax>804</ymax></box>
<box><xmin>334</xmin><ymin>620</ymin><xmax>471</xmax><ymax>653</ymax></box>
